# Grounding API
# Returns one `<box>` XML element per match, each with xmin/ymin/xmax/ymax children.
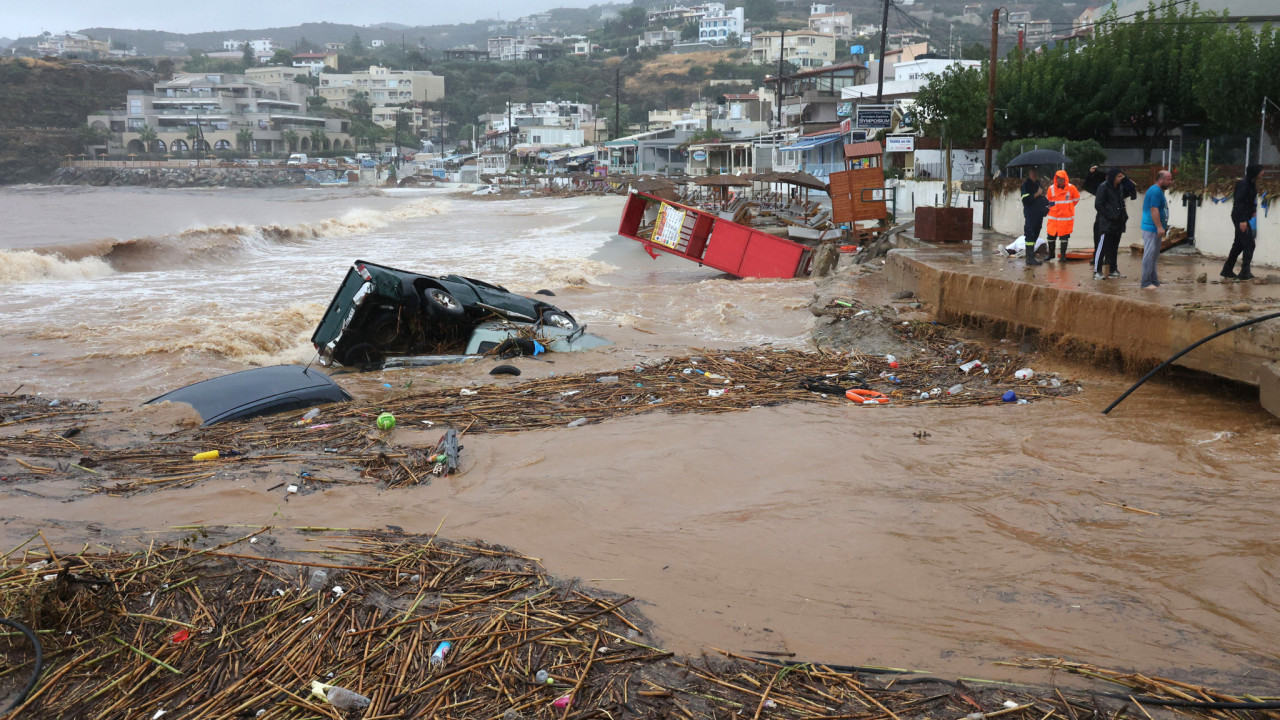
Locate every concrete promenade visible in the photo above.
<box><xmin>884</xmin><ymin>231</ymin><xmax>1280</xmax><ymax>416</ymax></box>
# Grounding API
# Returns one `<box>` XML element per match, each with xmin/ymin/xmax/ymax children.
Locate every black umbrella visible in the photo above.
<box><xmin>1006</xmin><ymin>148</ymin><xmax>1070</xmax><ymax>168</ymax></box>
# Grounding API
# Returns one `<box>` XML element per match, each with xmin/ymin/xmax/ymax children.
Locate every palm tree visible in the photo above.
<box><xmin>283</xmin><ymin>130</ymin><xmax>299</xmax><ymax>153</ymax></box>
<box><xmin>236</xmin><ymin>128</ymin><xmax>254</xmax><ymax>153</ymax></box>
<box><xmin>137</xmin><ymin>125</ymin><xmax>158</xmax><ymax>154</ymax></box>
<box><xmin>184</xmin><ymin>126</ymin><xmax>200</xmax><ymax>157</ymax></box>
<box><xmin>309</xmin><ymin>128</ymin><xmax>327</xmax><ymax>153</ymax></box>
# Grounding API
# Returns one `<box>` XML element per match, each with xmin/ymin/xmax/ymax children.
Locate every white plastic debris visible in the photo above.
<box><xmin>332</xmin><ymin>586</ymin><xmax>344</xmax><ymax>597</ymax></box>
<box><xmin>707</xmin><ymin>389</ymin><xmax>725</xmax><ymax>397</ymax></box>
<box><xmin>152</xmin><ymin>710</ymin><xmax>167</xmax><ymax>720</ymax></box>
<box><xmin>959</xmin><ymin>360</ymin><xmax>983</xmax><ymax>374</ymax></box>
<box><xmin>286</xmin><ymin>484</ymin><xmax>299</xmax><ymax>494</ymax></box>
<box><xmin>1004</xmin><ymin>701</ymin><xmax>1021</xmax><ymax>709</ymax></box>
<box><xmin>300</xmin><ymin>616</ymin><xmax>315</xmax><ymax>625</ymax></box>
<box><xmin>1014</xmin><ymin>368</ymin><xmax>1034</xmax><ymax>380</ymax></box>
<box><xmin>460</xmin><ymin>388</ymin><xmax>478</xmax><ymax>396</ymax></box>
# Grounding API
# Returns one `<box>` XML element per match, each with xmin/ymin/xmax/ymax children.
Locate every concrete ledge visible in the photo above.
<box><xmin>1261</xmin><ymin>362</ymin><xmax>1280</xmax><ymax>417</ymax></box>
<box><xmin>885</xmin><ymin>246</ymin><xmax>1280</xmax><ymax>404</ymax></box>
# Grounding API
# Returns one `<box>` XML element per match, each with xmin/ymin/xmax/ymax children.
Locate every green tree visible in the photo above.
<box><xmin>137</xmin><ymin>125</ymin><xmax>158</xmax><ymax>154</ymax></box>
<box><xmin>743</xmin><ymin>0</ymin><xmax>778</xmax><ymax>23</ymax></box>
<box><xmin>236</xmin><ymin>128</ymin><xmax>254</xmax><ymax>152</ymax></box>
<box><xmin>270</xmin><ymin>48</ymin><xmax>293</xmax><ymax>65</ymax></box>
<box><xmin>681</xmin><ymin>21</ymin><xmax>699</xmax><ymax>41</ymax></box>
<box><xmin>283</xmin><ymin>129</ymin><xmax>299</xmax><ymax>152</ymax></box>
<box><xmin>184</xmin><ymin>125</ymin><xmax>200</xmax><ymax>155</ymax></box>
<box><xmin>350</xmin><ymin>33</ymin><xmax>365</xmax><ymax>55</ymax></box>
<box><xmin>350</xmin><ymin>91</ymin><xmax>372</xmax><ymax>119</ymax></box>
<box><xmin>309</xmin><ymin>128</ymin><xmax>328</xmax><ymax>152</ymax></box>
<box><xmin>156</xmin><ymin>58</ymin><xmax>175</xmax><ymax>78</ymax></box>
<box><xmin>914</xmin><ymin>64</ymin><xmax>986</xmax><ymax>206</ymax></box>
<box><xmin>307</xmin><ymin>96</ymin><xmax>328</xmax><ymax>112</ymax></box>
<box><xmin>1194</xmin><ymin>21</ymin><xmax>1280</xmax><ymax>146</ymax></box>
<box><xmin>494</xmin><ymin>72</ymin><xmax>519</xmax><ymax>91</ymax></box>
<box><xmin>687</xmin><ymin>64</ymin><xmax>707</xmax><ymax>82</ymax></box>
<box><xmin>241</xmin><ymin>42</ymin><xmax>256</xmax><ymax>70</ymax></box>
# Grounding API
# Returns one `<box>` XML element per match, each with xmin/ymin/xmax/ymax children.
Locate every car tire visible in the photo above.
<box><xmin>367</xmin><ymin>310</ymin><xmax>402</xmax><ymax>348</ymax></box>
<box><xmin>535</xmin><ymin>289</ymin><xmax>555</xmax><ymax>296</ymax></box>
<box><xmin>339</xmin><ymin>343</ymin><xmax>383</xmax><ymax>367</ymax></box>
<box><xmin>424</xmin><ymin>287</ymin><xmax>465</xmax><ymax>320</ymax></box>
<box><xmin>540</xmin><ymin>311</ymin><xmax>577</xmax><ymax>330</ymax></box>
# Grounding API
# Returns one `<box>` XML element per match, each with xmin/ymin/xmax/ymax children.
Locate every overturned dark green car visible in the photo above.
<box><xmin>311</xmin><ymin>260</ymin><xmax>578</xmax><ymax>367</ymax></box>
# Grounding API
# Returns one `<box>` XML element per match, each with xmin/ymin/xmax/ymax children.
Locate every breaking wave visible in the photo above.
<box><xmin>4</xmin><ymin>198</ymin><xmax>448</xmax><ymax>282</ymax></box>
<box><xmin>0</xmin><ymin>249</ymin><xmax>115</xmax><ymax>284</ymax></box>
<box><xmin>80</xmin><ymin>302</ymin><xmax>325</xmax><ymax>365</ymax></box>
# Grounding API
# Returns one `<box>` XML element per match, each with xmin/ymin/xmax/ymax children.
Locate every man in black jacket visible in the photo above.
<box><xmin>1093</xmin><ymin>167</ymin><xmax>1130</xmax><ymax>279</ymax></box>
<box><xmin>1082</xmin><ymin>164</ymin><xmax>1137</xmax><ymax>268</ymax></box>
<box><xmin>1020</xmin><ymin>168</ymin><xmax>1049</xmax><ymax>266</ymax></box>
<box><xmin>1222</xmin><ymin>164</ymin><xmax>1263</xmax><ymax>280</ymax></box>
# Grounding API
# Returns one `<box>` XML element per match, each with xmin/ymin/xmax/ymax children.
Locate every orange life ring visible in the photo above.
<box><xmin>846</xmin><ymin>389</ymin><xmax>889</xmax><ymax>404</ymax></box>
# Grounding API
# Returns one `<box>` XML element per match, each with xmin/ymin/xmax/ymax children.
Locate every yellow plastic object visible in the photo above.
<box><xmin>192</xmin><ymin>450</ymin><xmax>220</xmax><ymax>461</ymax></box>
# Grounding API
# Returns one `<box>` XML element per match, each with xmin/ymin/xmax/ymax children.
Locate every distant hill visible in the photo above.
<box><xmin>0</xmin><ymin>38</ymin><xmax>12</xmax><ymax>50</ymax></box>
<box><xmin>7</xmin><ymin>5</ymin><xmax>621</xmax><ymax>57</ymax></box>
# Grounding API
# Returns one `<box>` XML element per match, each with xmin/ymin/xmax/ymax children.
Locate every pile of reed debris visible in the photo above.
<box><xmin>2</xmin><ymin>530</ymin><xmax>1271</xmax><ymax>719</ymax></box>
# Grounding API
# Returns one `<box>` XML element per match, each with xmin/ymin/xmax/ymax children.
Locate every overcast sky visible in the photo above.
<box><xmin>3</xmin><ymin>1</ymin><xmax>606</xmax><ymax>38</ymax></box>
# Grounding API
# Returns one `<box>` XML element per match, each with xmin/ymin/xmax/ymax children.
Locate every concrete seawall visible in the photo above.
<box><xmin>885</xmin><ymin>242</ymin><xmax>1280</xmax><ymax>415</ymax></box>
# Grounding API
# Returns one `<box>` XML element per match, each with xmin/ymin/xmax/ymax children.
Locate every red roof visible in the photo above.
<box><xmin>723</xmin><ymin>94</ymin><xmax>759</xmax><ymax>100</ymax></box>
<box><xmin>292</xmin><ymin>52</ymin><xmax>335</xmax><ymax>59</ymax></box>
<box><xmin>843</xmin><ymin>141</ymin><xmax>883</xmax><ymax>158</ymax></box>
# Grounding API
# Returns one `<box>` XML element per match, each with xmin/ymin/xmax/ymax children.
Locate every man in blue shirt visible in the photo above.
<box><xmin>1140</xmin><ymin>170</ymin><xmax>1172</xmax><ymax>288</ymax></box>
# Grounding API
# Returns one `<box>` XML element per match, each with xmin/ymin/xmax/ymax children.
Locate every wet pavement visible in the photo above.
<box><xmin>886</xmin><ymin>229</ymin><xmax>1280</xmax><ymax>415</ymax></box>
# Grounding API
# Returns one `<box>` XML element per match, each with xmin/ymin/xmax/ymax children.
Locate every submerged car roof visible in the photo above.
<box><xmin>145</xmin><ymin>365</ymin><xmax>351</xmax><ymax>426</ymax></box>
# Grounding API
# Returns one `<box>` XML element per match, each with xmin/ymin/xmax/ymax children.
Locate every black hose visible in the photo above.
<box><xmin>1102</xmin><ymin>310</ymin><xmax>1280</xmax><ymax>415</ymax></box>
<box><xmin>0</xmin><ymin>617</ymin><xmax>43</xmax><ymax>715</ymax></box>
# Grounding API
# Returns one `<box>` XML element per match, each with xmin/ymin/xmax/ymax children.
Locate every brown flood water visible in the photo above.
<box><xmin>2</xmin><ymin>186</ymin><xmax>1279</xmax><ymax>692</ymax></box>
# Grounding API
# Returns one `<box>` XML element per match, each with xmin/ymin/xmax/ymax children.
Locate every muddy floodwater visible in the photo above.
<box><xmin>2</xmin><ymin>184</ymin><xmax>1279</xmax><ymax>691</ymax></box>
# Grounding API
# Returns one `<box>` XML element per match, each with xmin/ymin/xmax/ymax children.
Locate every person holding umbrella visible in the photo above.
<box><xmin>1020</xmin><ymin>167</ymin><xmax>1051</xmax><ymax>266</ymax></box>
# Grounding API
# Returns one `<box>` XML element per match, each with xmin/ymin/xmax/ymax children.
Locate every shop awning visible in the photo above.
<box><xmin>778</xmin><ymin>134</ymin><xmax>843</xmax><ymax>152</ymax></box>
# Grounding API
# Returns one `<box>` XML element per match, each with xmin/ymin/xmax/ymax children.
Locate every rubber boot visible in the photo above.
<box><xmin>1025</xmin><ymin>249</ymin><xmax>1041</xmax><ymax>266</ymax></box>
<box><xmin>1045</xmin><ymin>240</ymin><xmax>1057</xmax><ymax>263</ymax></box>
<box><xmin>1059</xmin><ymin>240</ymin><xmax>1069</xmax><ymax>260</ymax></box>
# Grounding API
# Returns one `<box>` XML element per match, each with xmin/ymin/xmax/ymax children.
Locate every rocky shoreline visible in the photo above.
<box><xmin>49</xmin><ymin>165</ymin><xmax>316</xmax><ymax>188</ymax></box>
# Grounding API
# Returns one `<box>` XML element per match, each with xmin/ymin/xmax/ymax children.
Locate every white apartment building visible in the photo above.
<box><xmin>809</xmin><ymin>10</ymin><xmax>855</xmax><ymax>38</ymax></box>
<box><xmin>639</xmin><ymin>28</ymin><xmax>681</xmax><ymax>47</ymax></box>
<box><xmin>37</xmin><ymin>32</ymin><xmax>109</xmax><ymax>57</ymax></box>
<box><xmin>318</xmin><ymin>66</ymin><xmax>446</xmax><ymax>110</ymax></box>
<box><xmin>87</xmin><ymin>73</ymin><xmax>353</xmax><ymax>156</ymax></box>
<box><xmin>750</xmin><ymin>30</ymin><xmax>837</xmax><ymax>67</ymax></box>
<box><xmin>699</xmin><ymin>6</ymin><xmax>745</xmax><ymax>43</ymax></box>
<box><xmin>222</xmin><ymin>39</ymin><xmax>281</xmax><ymax>54</ymax></box>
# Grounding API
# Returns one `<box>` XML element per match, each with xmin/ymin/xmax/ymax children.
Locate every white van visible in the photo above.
<box><xmin>287</xmin><ymin>153</ymin><xmax>308</xmax><ymax>167</ymax></box>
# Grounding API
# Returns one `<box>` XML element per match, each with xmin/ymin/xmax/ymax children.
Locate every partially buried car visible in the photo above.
<box><xmin>312</xmin><ymin>260</ymin><xmax>578</xmax><ymax>367</ymax></box>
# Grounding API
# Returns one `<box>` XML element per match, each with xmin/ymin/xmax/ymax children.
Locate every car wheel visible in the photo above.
<box><xmin>340</xmin><ymin>343</ymin><xmax>383</xmax><ymax>367</ymax></box>
<box><xmin>540</xmin><ymin>311</ymin><xmax>576</xmax><ymax>330</ymax></box>
<box><xmin>367</xmin><ymin>310</ymin><xmax>401</xmax><ymax>347</ymax></box>
<box><xmin>424</xmin><ymin>288</ymin><xmax>465</xmax><ymax>319</ymax></box>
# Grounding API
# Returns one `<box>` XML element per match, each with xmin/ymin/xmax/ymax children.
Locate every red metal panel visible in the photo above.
<box><xmin>737</xmin><ymin>231</ymin><xmax>808</xmax><ymax>278</ymax></box>
<box><xmin>702</xmin><ymin>220</ymin><xmax>751</xmax><ymax>275</ymax></box>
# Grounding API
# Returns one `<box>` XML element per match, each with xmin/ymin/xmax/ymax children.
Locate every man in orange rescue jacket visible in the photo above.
<box><xmin>1044</xmin><ymin>169</ymin><xmax>1080</xmax><ymax>262</ymax></box>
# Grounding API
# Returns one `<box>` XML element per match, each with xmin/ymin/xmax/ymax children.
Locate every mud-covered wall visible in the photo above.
<box><xmin>992</xmin><ymin>190</ymin><xmax>1279</xmax><ymax>267</ymax></box>
<box><xmin>886</xmin><ymin>250</ymin><xmax>1280</xmax><ymax>389</ymax></box>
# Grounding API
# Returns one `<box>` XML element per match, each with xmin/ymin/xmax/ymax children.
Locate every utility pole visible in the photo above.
<box><xmin>776</xmin><ymin>29</ymin><xmax>785</xmax><ymax>129</ymax></box>
<box><xmin>1262</xmin><ymin>98</ymin><xmax>1269</xmax><ymax>164</ymax></box>
<box><xmin>876</xmin><ymin>0</ymin><xmax>890</xmax><ymax>102</ymax></box>
<box><xmin>614</xmin><ymin>67</ymin><xmax>621</xmax><ymax>140</ymax></box>
<box><xmin>507</xmin><ymin>95</ymin><xmax>512</xmax><ymax>153</ymax></box>
<box><xmin>983</xmin><ymin>8</ymin><xmax>999</xmax><ymax>230</ymax></box>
